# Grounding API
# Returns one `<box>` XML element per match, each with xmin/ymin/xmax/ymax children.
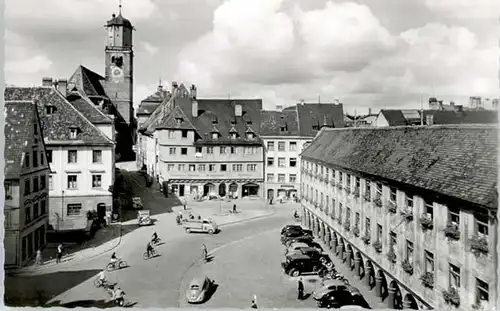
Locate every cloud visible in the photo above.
<box><xmin>141</xmin><ymin>42</ymin><xmax>159</xmax><ymax>56</ymax></box>
<box><xmin>6</xmin><ymin>55</ymin><xmax>53</xmax><ymax>74</ymax></box>
<box><xmin>424</xmin><ymin>0</ymin><xmax>500</xmax><ymax>19</ymax></box>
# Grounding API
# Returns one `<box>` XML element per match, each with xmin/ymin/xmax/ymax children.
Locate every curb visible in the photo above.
<box><xmin>218</xmin><ymin>207</ymin><xmax>277</xmax><ymax>227</ymax></box>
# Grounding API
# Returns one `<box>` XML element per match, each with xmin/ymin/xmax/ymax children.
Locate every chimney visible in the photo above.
<box><xmin>426</xmin><ymin>114</ymin><xmax>434</xmax><ymax>125</ymax></box>
<box><xmin>299</xmin><ymin>99</ymin><xmax>305</xmax><ymax>105</ymax></box>
<box><xmin>235</xmin><ymin>104</ymin><xmax>242</xmax><ymax>117</ymax></box>
<box><xmin>42</xmin><ymin>77</ymin><xmax>53</xmax><ymax>87</ymax></box>
<box><xmin>172</xmin><ymin>81</ymin><xmax>178</xmax><ymax>89</ymax></box>
<box><xmin>190</xmin><ymin>84</ymin><xmax>197</xmax><ymax>99</ymax></box>
<box><xmin>157</xmin><ymin>84</ymin><xmax>163</xmax><ymax>93</ymax></box>
<box><xmin>57</xmin><ymin>79</ymin><xmax>68</xmax><ymax>96</ymax></box>
<box><xmin>192</xmin><ymin>100</ymin><xmax>198</xmax><ymax>117</ymax></box>
<box><xmin>368</xmin><ymin>108</ymin><xmax>372</xmax><ymax>115</ymax></box>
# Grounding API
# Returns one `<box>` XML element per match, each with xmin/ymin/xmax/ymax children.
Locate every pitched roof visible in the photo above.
<box><xmin>379</xmin><ymin>109</ymin><xmax>408</xmax><ymax>126</ymax></box>
<box><xmin>4</xmin><ymin>101</ymin><xmax>36</xmax><ymax>179</ymax></box>
<box><xmin>66</xmin><ymin>91</ymin><xmax>113</xmax><ymax>124</ymax></box>
<box><xmin>4</xmin><ymin>87</ymin><xmax>114</xmax><ymax>146</ymax></box>
<box><xmin>295</xmin><ymin>103</ymin><xmax>345</xmax><ymax>136</ymax></box>
<box><xmin>259</xmin><ymin>110</ymin><xmax>300</xmax><ymax>136</ymax></box>
<box><xmin>155</xmin><ymin>104</ymin><xmax>196</xmax><ymax>130</ymax></box>
<box><xmin>141</xmin><ymin>89</ymin><xmax>170</xmax><ymax>103</ymax></box>
<box><xmin>69</xmin><ymin>65</ymin><xmax>107</xmax><ymax>97</ymax></box>
<box><xmin>137</xmin><ymin>102</ymin><xmax>161</xmax><ymax>115</ymax></box>
<box><xmin>423</xmin><ymin>110</ymin><xmax>498</xmax><ymax>125</ymax></box>
<box><xmin>301</xmin><ymin>125</ymin><xmax>498</xmax><ymax>209</ymax></box>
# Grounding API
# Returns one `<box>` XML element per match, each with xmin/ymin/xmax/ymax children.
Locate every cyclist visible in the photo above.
<box><xmin>146</xmin><ymin>242</ymin><xmax>154</xmax><ymax>258</ymax></box>
<box><xmin>98</xmin><ymin>269</ymin><xmax>107</xmax><ymax>287</ymax></box>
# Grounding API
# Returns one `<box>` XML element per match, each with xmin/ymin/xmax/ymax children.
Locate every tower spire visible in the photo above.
<box><xmin>119</xmin><ymin>0</ymin><xmax>122</xmax><ymax>15</ymax></box>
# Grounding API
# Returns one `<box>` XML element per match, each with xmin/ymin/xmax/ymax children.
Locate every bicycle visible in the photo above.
<box><xmin>143</xmin><ymin>248</ymin><xmax>159</xmax><ymax>260</ymax></box>
<box><xmin>93</xmin><ymin>278</ymin><xmax>109</xmax><ymax>288</ymax></box>
<box><xmin>106</xmin><ymin>259</ymin><xmax>128</xmax><ymax>271</ymax></box>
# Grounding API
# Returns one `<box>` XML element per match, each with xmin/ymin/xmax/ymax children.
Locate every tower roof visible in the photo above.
<box><xmin>106</xmin><ymin>13</ymin><xmax>133</xmax><ymax>28</ymax></box>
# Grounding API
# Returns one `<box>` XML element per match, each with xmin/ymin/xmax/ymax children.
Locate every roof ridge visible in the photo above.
<box><xmin>76</xmin><ymin>89</ymin><xmax>113</xmax><ymax>121</ymax></box>
<box><xmin>53</xmin><ymin>89</ymin><xmax>114</xmax><ymax>144</ymax></box>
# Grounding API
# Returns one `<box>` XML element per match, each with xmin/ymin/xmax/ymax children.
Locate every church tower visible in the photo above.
<box><xmin>104</xmin><ymin>2</ymin><xmax>134</xmax><ymax>125</ymax></box>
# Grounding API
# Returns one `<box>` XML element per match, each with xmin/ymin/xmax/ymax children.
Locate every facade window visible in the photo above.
<box><xmin>41</xmin><ymin>199</ymin><xmax>46</xmax><ymax>215</ymax></box>
<box><xmin>220</xmin><ymin>147</ymin><xmax>226</xmax><ymax>154</ymax></box>
<box><xmin>449</xmin><ymin>263</ymin><xmax>461</xmax><ymax>288</ymax></box>
<box><xmin>476</xmin><ymin>279</ymin><xmax>489</xmax><ymax>304</ymax></box>
<box><xmin>182</xmin><ymin>129</ymin><xmax>188</xmax><ymax>138</ymax></box>
<box><xmin>365</xmin><ymin>181</ymin><xmax>371</xmax><ymax>199</ymax></box>
<box><xmin>278</xmin><ymin>142</ymin><xmax>285</xmax><ymax>151</ymax></box>
<box><xmin>389</xmin><ymin>231</ymin><xmax>397</xmax><ymax>246</ymax></box>
<box><xmin>267</xmin><ymin>141</ymin><xmax>274</xmax><ymax>151</ymax></box>
<box><xmin>289</xmin><ymin>158</ymin><xmax>297</xmax><ymax>167</ymax></box>
<box><xmin>339</xmin><ymin>172</ymin><xmax>343</xmax><ymax>184</ymax></box>
<box><xmin>377</xmin><ymin>224</ymin><xmax>383</xmax><ymax>241</ymax></box>
<box><xmin>278</xmin><ymin>174</ymin><xmax>285</xmax><ymax>182</ymax></box>
<box><xmin>325</xmin><ymin>169</ymin><xmax>329</xmax><ymax>180</ymax></box>
<box><xmin>220</xmin><ymin>164</ymin><xmax>226</xmax><ymax>172</ymax></box>
<box><xmin>34</xmin><ymin>122</ymin><xmax>38</xmax><ymax>135</ymax></box>
<box><xmin>40</xmin><ymin>175</ymin><xmax>46</xmax><ymax>190</ymax></box>
<box><xmin>68</xmin><ymin>150</ymin><xmax>77</xmax><ymax>163</ymax></box>
<box><xmin>278</xmin><ymin>158</ymin><xmax>286</xmax><ymax>168</ymax></box>
<box><xmin>207</xmin><ymin>147</ymin><xmax>214</xmax><ymax>154</ymax></box>
<box><xmin>331</xmin><ymin>199</ymin><xmax>336</xmax><ymax>218</ymax></box>
<box><xmin>168</xmin><ymin>130</ymin><xmax>175</xmax><ymax>138</ymax></box>
<box><xmin>355</xmin><ymin>177</ymin><xmax>360</xmax><ymax>190</ymax></box>
<box><xmin>332</xmin><ymin>170</ymin><xmax>336</xmax><ymax>181</ymax></box>
<box><xmin>424</xmin><ymin>199</ymin><xmax>434</xmax><ymax>219</ymax></box>
<box><xmin>267</xmin><ymin>174</ymin><xmax>274</xmax><ymax>182</ymax></box>
<box><xmin>232</xmin><ymin>164</ymin><xmax>243</xmax><ymax>172</ymax></box>
<box><xmin>198</xmin><ymin>164</ymin><xmax>206</xmax><ymax>172</ymax></box>
<box><xmin>247</xmin><ymin>164</ymin><xmax>257</xmax><ymax>172</ymax></box>
<box><xmin>211</xmin><ymin>132</ymin><xmax>218</xmax><ymax>139</ymax></box>
<box><xmin>92</xmin><ymin>150</ymin><xmax>102</xmax><ymax>163</ymax></box>
<box><xmin>365</xmin><ymin>217</ymin><xmax>371</xmax><ymax>234</ymax></box>
<box><xmin>346</xmin><ymin>174</ymin><xmax>351</xmax><ymax>188</ymax></box>
<box><xmin>338</xmin><ymin>203</ymin><xmax>343</xmax><ymax>219</ymax></box>
<box><xmin>189</xmin><ymin>164</ymin><xmax>196</xmax><ymax>172</ymax></box>
<box><xmin>25</xmin><ymin>205</ymin><xmax>31</xmax><ymax>223</ymax></box>
<box><xmin>67</xmin><ymin>175</ymin><xmax>78</xmax><ymax>189</ymax></box>
<box><xmin>40</xmin><ymin>151</ymin><xmax>44</xmax><ymax>166</ymax></box>
<box><xmin>49</xmin><ymin>175</ymin><xmax>53</xmax><ymax>190</ymax></box>
<box><xmin>346</xmin><ymin>207</ymin><xmax>351</xmax><ymax>221</ymax></box>
<box><xmin>169</xmin><ymin>148</ymin><xmax>176</xmax><ymax>155</ymax></box>
<box><xmin>475</xmin><ymin>213</ymin><xmax>489</xmax><ymax>238</ymax></box>
<box><xmin>24</xmin><ymin>152</ymin><xmax>30</xmax><ymax>168</ymax></box>
<box><xmin>376</xmin><ymin>183</ymin><xmax>382</xmax><ymax>196</ymax></box>
<box><xmin>67</xmin><ymin>203</ymin><xmax>82</xmax><ymax>216</ymax></box>
<box><xmin>425</xmin><ymin>250</ymin><xmax>434</xmax><ymax>272</ymax></box>
<box><xmin>33</xmin><ymin>150</ymin><xmax>38</xmax><ymax>167</ymax></box>
<box><xmin>46</xmin><ymin>150</ymin><xmax>52</xmax><ymax>163</ymax></box>
<box><xmin>5</xmin><ymin>182</ymin><xmax>13</xmax><ymax>199</ymax></box>
<box><xmin>156</xmin><ymin>155</ymin><xmax>158</xmax><ymax>163</ymax></box>
<box><xmin>195</xmin><ymin>147</ymin><xmax>202</xmax><ymax>153</ymax></box>
<box><xmin>33</xmin><ymin>202</ymin><xmax>39</xmax><ymax>219</ymax></box>
<box><xmin>33</xmin><ymin>177</ymin><xmax>39</xmax><ymax>192</ymax></box>
<box><xmin>406</xmin><ymin>240</ymin><xmax>414</xmax><ymax>263</ymax></box>
<box><xmin>289</xmin><ymin>174</ymin><xmax>297</xmax><ymax>183</ymax></box>
<box><xmin>70</xmin><ymin>128</ymin><xmax>78</xmax><ymax>139</ymax></box>
<box><xmin>178</xmin><ymin>164</ymin><xmax>185</xmax><ymax>171</ymax></box>
<box><xmin>267</xmin><ymin>157</ymin><xmax>274</xmax><ymax>166</ymax></box>
<box><xmin>289</xmin><ymin>141</ymin><xmax>297</xmax><ymax>151</ymax></box>
<box><xmin>92</xmin><ymin>175</ymin><xmax>102</xmax><ymax>188</ymax></box>
<box><xmin>230</xmin><ymin>147</ymin><xmax>236</xmax><ymax>154</ymax></box>
<box><xmin>167</xmin><ymin>164</ymin><xmax>175</xmax><ymax>171</ymax></box>
<box><xmin>181</xmin><ymin>148</ymin><xmax>188</xmax><ymax>155</ymax></box>
<box><xmin>24</xmin><ymin>179</ymin><xmax>31</xmax><ymax>195</ymax></box>
<box><xmin>390</xmin><ymin>187</ymin><xmax>397</xmax><ymax>202</ymax></box>
<box><xmin>448</xmin><ymin>207</ymin><xmax>460</xmax><ymax>225</ymax></box>
<box><xmin>406</xmin><ymin>193</ymin><xmax>414</xmax><ymax>209</ymax></box>
<box><xmin>355</xmin><ymin>212</ymin><xmax>360</xmax><ymax>226</ymax></box>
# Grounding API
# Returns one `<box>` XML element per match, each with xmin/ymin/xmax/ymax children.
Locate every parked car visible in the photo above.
<box><xmin>286</xmin><ymin>246</ymin><xmax>323</xmax><ymax>259</ymax></box>
<box><xmin>186</xmin><ymin>276</ymin><xmax>214</xmax><ymax>304</ymax></box>
<box><xmin>284</xmin><ymin>235</ymin><xmax>314</xmax><ymax>247</ymax></box>
<box><xmin>281</xmin><ymin>225</ymin><xmax>303</xmax><ymax>234</ymax></box>
<box><xmin>281</xmin><ymin>253</ymin><xmax>324</xmax><ymax>277</ymax></box>
<box><xmin>137</xmin><ymin>210</ymin><xmax>152</xmax><ymax>226</ymax></box>
<box><xmin>313</xmin><ymin>280</ymin><xmax>367</xmax><ymax>309</ymax></box>
<box><xmin>281</xmin><ymin>232</ymin><xmax>313</xmax><ymax>245</ymax></box>
<box><xmin>183</xmin><ymin>219</ymin><xmax>219</xmax><ymax>234</ymax></box>
<box><xmin>286</xmin><ymin>242</ymin><xmax>311</xmax><ymax>253</ymax></box>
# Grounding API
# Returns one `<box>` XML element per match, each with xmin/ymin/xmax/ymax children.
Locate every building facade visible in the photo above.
<box><xmin>260</xmin><ymin>103</ymin><xmax>344</xmax><ymax>201</ymax></box>
<box><xmin>5</xmin><ymin>86</ymin><xmax>115</xmax><ymax>233</ymax></box>
<box><xmin>138</xmin><ymin>84</ymin><xmax>265</xmax><ymax>199</ymax></box>
<box><xmin>4</xmin><ymin>101</ymin><xmax>50</xmax><ymax>268</ymax></box>
<box><xmin>300</xmin><ymin>125</ymin><xmax>497</xmax><ymax>311</ymax></box>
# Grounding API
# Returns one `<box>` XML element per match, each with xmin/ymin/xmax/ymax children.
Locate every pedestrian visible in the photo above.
<box><xmin>35</xmin><ymin>249</ymin><xmax>42</xmax><ymax>265</ymax></box>
<box><xmin>202</xmin><ymin>244</ymin><xmax>208</xmax><ymax>261</ymax></box>
<box><xmin>183</xmin><ymin>199</ymin><xmax>187</xmax><ymax>210</ymax></box>
<box><xmin>251</xmin><ymin>295</ymin><xmax>258</xmax><ymax>308</ymax></box>
<box><xmin>297</xmin><ymin>277</ymin><xmax>304</xmax><ymax>300</ymax></box>
<box><xmin>56</xmin><ymin>243</ymin><xmax>63</xmax><ymax>263</ymax></box>
<box><xmin>232</xmin><ymin>204</ymin><xmax>237</xmax><ymax>213</ymax></box>
<box><xmin>197</xmin><ymin>215</ymin><xmax>201</xmax><ymax>220</ymax></box>
<box><xmin>269</xmin><ymin>197</ymin><xmax>273</xmax><ymax>205</ymax></box>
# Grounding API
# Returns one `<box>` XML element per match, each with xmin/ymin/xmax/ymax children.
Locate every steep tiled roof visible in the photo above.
<box><xmin>379</xmin><ymin>109</ymin><xmax>408</xmax><ymax>126</ymax></box>
<box><xmin>259</xmin><ymin>110</ymin><xmax>299</xmax><ymax>136</ymax></box>
<box><xmin>141</xmin><ymin>89</ymin><xmax>170</xmax><ymax>103</ymax></box>
<box><xmin>296</xmin><ymin>103</ymin><xmax>345</xmax><ymax>136</ymax></box>
<box><xmin>137</xmin><ymin>102</ymin><xmax>161</xmax><ymax>115</ymax></box>
<box><xmin>301</xmin><ymin>125</ymin><xmax>498</xmax><ymax>209</ymax></box>
<box><xmin>4</xmin><ymin>87</ymin><xmax>114</xmax><ymax>146</ymax></box>
<box><xmin>4</xmin><ymin>101</ymin><xmax>35</xmax><ymax>179</ymax></box>
<box><xmin>67</xmin><ymin>91</ymin><xmax>113</xmax><ymax>124</ymax></box>
<box><xmin>69</xmin><ymin>65</ymin><xmax>107</xmax><ymax>97</ymax></box>
<box><xmin>155</xmin><ymin>104</ymin><xmax>196</xmax><ymax>130</ymax></box>
<box><xmin>423</xmin><ymin>110</ymin><xmax>498</xmax><ymax>125</ymax></box>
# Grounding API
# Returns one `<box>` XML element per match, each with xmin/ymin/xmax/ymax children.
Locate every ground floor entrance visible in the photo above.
<box><xmin>167</xmin><ymin>179</ymin><xmax>264</xmax><ymax>199</ymax></box>
<box><xmin>242</xmin><ymin>183</ymin><xmax>260</xmax><ymax>197</ymax></box>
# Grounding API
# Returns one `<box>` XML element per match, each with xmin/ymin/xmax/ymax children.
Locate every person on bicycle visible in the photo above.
<box><xmin>201</xmin><ymin>244</ymin><xmax>208</xmax><ymax>260</ymax></box>
<box><xmin>147</xmin><ymin>242</ymin><xmax>154</xmax><ymax>258</ymax></box>
<box><xmin>98</xmin><ymin>269</ymin><xmax>107</xmax><ymax>286</ymax></box>
<box><xmin>110</xmin><ymin>252</ymin><xmax>118</xmax><ymax>266</ymax></box>
<box><xmin>152</xmin><ymin>231</ymin><xmax>159</xmax><ymax>244</ymax></box>
<box><xmin>112</xmin><ymin>286</ymin><xmax>125</xmax><ymax>306</ymax></box>
<box><xmin>293</xmin><ymin>210</ymin><xmax>299</xmax><ymax>220</ymax></box>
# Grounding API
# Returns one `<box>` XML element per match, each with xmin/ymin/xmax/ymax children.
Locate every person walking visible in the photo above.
<box><xmin>183</xmin><ymin>198</ymin><xmax>187</xmax><ymax>210</ymax></box>
<box><xmin>35</xmin><ymin>249</ymin><xmax>42</xmax><ymax>265</ymax></box>
<box><xmin>56</xmin><ymin>243</ymin><xmax>63</xmax><ymax>263</ymax></box>
<box><xmin>297</xmin><ymin>277</ymin><xmax>304</xmax><ymax>300</ymax></box>
<box><xmin>251</xmin><ymin>295</ymin><xmax>258</xmax><ymax>308</ymax></box>
<box><xmin>201</xmin><ymin>244</ymin><xmax>208</xmax><ymax>261</ymax></box>
<box><xmin>232</xmin><ymin>204</ymin><xmax>237</xmax><ymax>213</ymax></box>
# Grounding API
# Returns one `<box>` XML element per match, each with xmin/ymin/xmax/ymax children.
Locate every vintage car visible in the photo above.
<box><xmin>285</xmin><ymin>246</ymin><xmax>323</xmax><ymax>259</ymax></box>
<box><xmin>183</xmin><ymin>219</ymin><xmax>219</xmax><ymax>234</ymax></box>
<box><xmin>281</xmin><ymin>253</ymin><xmax>325</xmax><ymax>277</ymax></box>
<box><xmin>186</xmin><ymin>276</ymin><xmax>214</xmax><ymax>304</ymax></box>
<box><xmin>287</xmin><ymin>242</ymin><xmax>323</xmax><ymax>253</ymax></box>
<box><xmin>132</xmin><ymin>197</ymin><xmax>143</xmax><ymax>210</ymax></box>
<box><xmin>313</xmin><ymin>280</ymin><xmax>366</xmax><ymax>309</ymax></box>
<box><xmin>284</xmin><ymin>235</ymin><xmax>314</xmax><ymax>247</ymax></box>
<box><xmin>137</xmin><ymin>210</ymin><xmax>152</xmax><ymax>226</ymax></box>
<box><xmin>281</xmin><ymin>225</ymin><xmax>303</xmax><ymax>234</ymax></box>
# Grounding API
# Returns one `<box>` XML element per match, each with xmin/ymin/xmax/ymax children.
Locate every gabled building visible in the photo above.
<box><xmin>5</xmin><ymin>86</ymin><xmax>115</xmax><ymax>235</ymax></box>
<box><xmin>260</xmin><ymin>103</ymin><xmax>344</xmax><ymax>201</ymax></box>
<box><xmin>138</xmin><ymin>84</ymin><xmax>264</xmax><ymax>199</ymax></box>
<box><xmin>300</xmin><ymin>125</ymin><xmax>497</xmax><ymax>311</ymax></box>
<box><xmin>4</xmin><ymin>100</ymin><xmax>50</xmax><ymax>268</ymax></box>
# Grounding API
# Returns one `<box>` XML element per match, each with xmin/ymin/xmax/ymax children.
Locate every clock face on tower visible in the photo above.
<box><xmin>111</xmin><ymin>66</ymin><xmax>124</xmax><ymax>81</ymax></box>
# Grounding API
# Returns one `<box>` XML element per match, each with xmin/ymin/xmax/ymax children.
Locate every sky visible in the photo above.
<box><xmin>4</xmin><ymin>0</ymin><xmax>499</xmax><ymax>114</ymax></box>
